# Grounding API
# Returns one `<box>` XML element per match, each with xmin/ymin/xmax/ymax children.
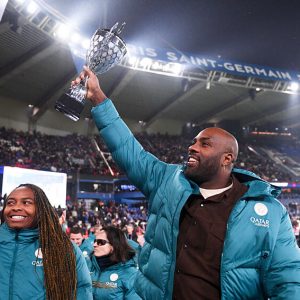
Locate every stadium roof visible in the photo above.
<box><xmin>0</xmin><ymin>0</ymin><xmax>300</xmax><ymax>135</ymax></box>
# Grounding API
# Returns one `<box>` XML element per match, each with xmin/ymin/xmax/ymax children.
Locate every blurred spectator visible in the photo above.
<box><xmin>70</xmin><ymin>226</ymin><xmax>94</xmax><ymax>257</ymax></box>
<box><xmin>88</xmin><ymin>226</ymin><xmax>140</xmax><ymax>299</ymax></box>
<box><xmin>292</xmin><ymin>219</ymin><xmax>300</xmax><ymax>247</ymax></box>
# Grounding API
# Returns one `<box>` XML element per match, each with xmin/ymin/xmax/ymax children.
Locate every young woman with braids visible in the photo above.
<box><xmin>0</xmin><ymin>183</ymin><xmax>93</xmax><ymax>300</ymax></box>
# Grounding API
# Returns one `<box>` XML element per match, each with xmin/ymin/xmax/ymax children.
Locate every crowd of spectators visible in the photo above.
<box><xmin>57</xmin><ymin>200</ymin><xmax>147</xmax><ymax>247</ymax></box>
<box><xmin>1</xmin><ymin>125</ymin><xmax>300</xmax><ymax>240</ymax></box>
<box><xmin>236</xmin><ymin>144</ymin><xmax>292</xmax><ymax>182</ymax></box>
<box><xmin>0</xmin><ymin>126</ymin><xmax>294</xmax><ymax>182</ymax></box>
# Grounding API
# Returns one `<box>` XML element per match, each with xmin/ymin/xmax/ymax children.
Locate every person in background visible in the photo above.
<box><xmin>73</xmin><ymin>66</ymin><xmax>300</xmax><ymax>300</ymax></box>
<box><xmin>135</xmin><ymin>225</ymin><xmax>145</xmax><ymax>247</ymax></box>
<box><xmin>292</xmin><ymin>219</ymin><xmax>300</xmax><ymax>247</ymax></box>
<box><xmin>88</xmin><ymin>225</ymin><xmax>141</xmax><ymax>299</ymax></box>
<box><xmin>58</xmin><ymin>207</ymin><xmax>68</xmax><ymax>232</ymax></box>
<box><xmin>70</xmin><ymin>226</ymin><xmax>94</xmax><ymax>257</ymax></box>
<box><xmin>124</xmin><ymin>223</ymin><xmax>137</xmax><ymax>241</ymax></box>
<box><xmin>0</xmin><ymin>183</ymin><xmax>92</xmax><ymax>300</ymax></box>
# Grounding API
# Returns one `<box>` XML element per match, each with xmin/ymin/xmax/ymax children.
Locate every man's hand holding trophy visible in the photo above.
<box><xmin>55</xmin><ymin>22</ymin><xmax>127</xmax><ymax>121</ymax></box>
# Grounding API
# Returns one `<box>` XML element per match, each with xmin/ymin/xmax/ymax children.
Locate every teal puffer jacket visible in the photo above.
<box><xmin>92</xmin><ymin>99</ymin><xmax>300</xmax><ymax>300</ymax></box>
<box><xmin>80</xmin><ymin>234</ymin><xmax>95</xmax><ymax>258</ymax></box>
<box><xmin>88</xmin><ymin>255</ymin><xmax>141</xmax><ymax>299</ymax></box>
<box><xmin>0</xmin><ymin>223</ymin><xmax>93</xmax><ymax>300</ymax></box>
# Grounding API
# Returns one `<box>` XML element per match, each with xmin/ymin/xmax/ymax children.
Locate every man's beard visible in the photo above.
<box><xmin>184</xmin><ymin>156</ymin><xmax>220</xmax><ymax>185</ymax></box>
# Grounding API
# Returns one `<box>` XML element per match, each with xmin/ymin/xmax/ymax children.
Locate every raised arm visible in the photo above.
<box><xmin>73</xmin><ymin>67</ymin><xmax>168</xmax><ymax>199</ymax></box>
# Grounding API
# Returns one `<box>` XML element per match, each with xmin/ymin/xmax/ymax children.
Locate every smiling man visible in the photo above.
<box><xmin>184</xmin><ymin>127</ymin><xmax>238</xmax><ymax>188</ymax></box>
<box><xmin>73</xmin><ymin>66</ymin><xmax>300</xmax><ymax>300</ymax></box>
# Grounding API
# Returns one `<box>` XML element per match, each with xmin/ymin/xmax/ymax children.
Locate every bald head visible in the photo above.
<box><xmin>185</xmin><ymin>127</ymin><xmax>238</xmax><ymax>187</ymax></box>
<box><xmin>185</xmin><ymin>127</ymin><xmax>239</xmax><ymax>187</ymax></box>
<box><xmin>200</xmin><ymin>127</ymin><xmax>239</xmax><ymax>163</ymax></box>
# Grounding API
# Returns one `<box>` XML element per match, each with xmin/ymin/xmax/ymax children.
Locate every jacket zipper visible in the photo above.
<box><xmin>260</xmin><ymin>250</ymin><xmax>270</xmax><ymax>298</ymax></box>
<box><xmin>168</xmin><ymin>190</ymin><xmax>195</xmax><ymax>299</ymax></box>
<box><xmin>220</xmin><ymin>223</ymin><xmax>230</xmax><ymax>300</ymax></box>
<box><xmin>9</xmin><ymin>230</ymin><xmax>19</xmax><ymax>300</ymax></box>
<box><xmin>220</xmin><ymin>199</ymin><xmax>247</xmax><ymax>299</ymax></box>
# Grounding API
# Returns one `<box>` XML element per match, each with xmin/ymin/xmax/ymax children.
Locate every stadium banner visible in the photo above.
<box><xmin>126</xmin><ymin>44</ymin><xmax>300</xmax><ymax>82</ymax></box>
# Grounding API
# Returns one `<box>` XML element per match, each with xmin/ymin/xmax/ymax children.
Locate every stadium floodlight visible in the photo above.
<box><xmin>289</xmin><ymin>82</ymin><xmax>299</xmax><ymax>91</ymax></box>
<box><xmin>128</xmin><ymin>56</ymin><xmax>138</xmax><ymax>66</ymax></box>
<box><xmin>71</xmin><ymin>48</ymin><xmax>78</xmax><ymax>55</ymax></box>
<box><xmin>140</xmin><ymin>57</ymin><xmax>152</xmax><ymax>68</ymax></box>
<box><xmin>81</xmin><ymin>38</ymin><xmax>90</xmax><ymax>50</ymax></box>
<box><xmin>71</xmin><ymin>32</ymin><xmax>81</xmax><ymax>44</ymax></box>
<box><xmin>164</xmin><ymin>63</ymin><xmax>182</xmax><ymax>75</ymax></box>
<box><xmin>151</xmin><ymin>61</ymin><xmax>163</xmax><ymax>70</ymax></box>
<box><xmin>54</xmin><ymin>23</ymin><xmax>71</xmax><ymax>40</ymax></box>
<box><xmin>271</xmin><ymin>182</ymin><xmax>289</xmax><ymax>187</ymax></box>
<box><xmin>26</xmin><ymin>1</ymin><xmax>39</xmax><ymax>14</ymax></box>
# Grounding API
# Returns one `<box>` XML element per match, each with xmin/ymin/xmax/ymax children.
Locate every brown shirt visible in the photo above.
<box><xmin>173</xmin><ymin>176</ymin><xmax>248</xmax><ymax>300</ymax></box>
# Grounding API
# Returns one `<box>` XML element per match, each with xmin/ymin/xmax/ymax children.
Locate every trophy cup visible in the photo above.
<box><xmin>55</xmin><ymin>22</ymin><xmax>127</xmax><ymax>121</ymax></box>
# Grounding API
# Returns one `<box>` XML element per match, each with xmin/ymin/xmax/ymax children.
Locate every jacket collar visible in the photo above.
<box><xmin>91</xmin><ymin>254</ymin><xmax>135</xmax><ymax>272</ymax></box>
<box><xmin>180</xmin><ymin>165</ymin><xmax>281</xmax><ymax>199</ymax></box>
<box><xmin>0</xmin><ymin>223</ymin><xmax>39</xmax><ymax>243</ymax></box>
<box><xmin>232</xmin><ymin>168</ymin><xmax>281</xmax><ymax>199</ymax></box>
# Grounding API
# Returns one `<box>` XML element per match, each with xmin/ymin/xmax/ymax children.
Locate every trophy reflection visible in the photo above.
<box><xmin>55</xmin><ymin>22</ymin><xmax>127</xmax><ymax>121</ymax></box>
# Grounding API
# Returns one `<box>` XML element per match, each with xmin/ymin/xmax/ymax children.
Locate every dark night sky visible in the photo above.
<box><xmin>45</xmin><ymin>0</ymin><xmax>300</xmax><ymax>71</ymax></box>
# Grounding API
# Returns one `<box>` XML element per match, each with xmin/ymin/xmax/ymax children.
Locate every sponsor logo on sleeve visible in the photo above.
<box><xmin>92</xmin><ymin>281</ymin><xmax>117</xmax><ymax>289</ymax></box>
<box><xmin>250</xmin><ymin>203</ymin><xmax>270</xmax><ymax>228</ymax></box>
<box><xmin>254</xmin><ymin>203</ymin><xmax>268</xmax><ymax>216</ymax></box>
<box><xmin>110</xmin><ymin>273</ymin><xmax>119</xmax><ymax>282</ymax></box>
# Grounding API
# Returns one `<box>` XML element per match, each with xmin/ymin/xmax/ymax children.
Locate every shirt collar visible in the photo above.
<box><xmin>200</xmin><ymin>181</ymin><xmax>233</xmax><ymax>199</ymax></box>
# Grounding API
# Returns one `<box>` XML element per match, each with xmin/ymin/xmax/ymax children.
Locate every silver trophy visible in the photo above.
<box><xmin>55</xmin><ymin>22</ymin><xmax>127</xmax><ymax>121</ymax></box>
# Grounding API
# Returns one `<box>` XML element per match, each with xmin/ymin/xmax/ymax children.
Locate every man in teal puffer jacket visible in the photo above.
<box><xmin>73</xmin><ymin>67</ymin><xmax>300</xmax><ymax>300</ymax></box>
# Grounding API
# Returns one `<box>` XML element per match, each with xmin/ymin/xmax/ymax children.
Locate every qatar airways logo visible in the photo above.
<box><xmin>250</xmin><ymin>203</ymin><xmax>270</xmax><ymax>228</ymax></box>
<box><xmin>250</xmin><ymin>217</ymin><xmax>270</xmax><ymax>228</ymax></box>
<box><xmin>32</xmin><ymin>248</ymin><xmax>43</xmax><ymax>267</ymax></box>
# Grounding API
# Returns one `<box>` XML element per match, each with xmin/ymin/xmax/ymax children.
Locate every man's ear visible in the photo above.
<box><xmin>223</xmin><ymin>152</ymin><xmax>234</xmax><ymax>166</ymax></box>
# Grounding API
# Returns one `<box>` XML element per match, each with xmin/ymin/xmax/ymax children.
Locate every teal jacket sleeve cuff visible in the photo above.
<box><xmin>91</xmin><ymin>98</ymin><xmax>119</xmax><ymax>130</ymax></box>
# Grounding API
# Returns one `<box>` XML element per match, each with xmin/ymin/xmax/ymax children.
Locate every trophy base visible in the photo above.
<box><xmin>55</xmin><ymin>93</ymin><xmax>85</xmax><ymax>122</ymax></box>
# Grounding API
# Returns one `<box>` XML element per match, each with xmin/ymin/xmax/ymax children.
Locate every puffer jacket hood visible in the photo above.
<box><xmin>232</xmin><ymin>168</ymin><xmax>281</xmax><ymax>198</ymax></box>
